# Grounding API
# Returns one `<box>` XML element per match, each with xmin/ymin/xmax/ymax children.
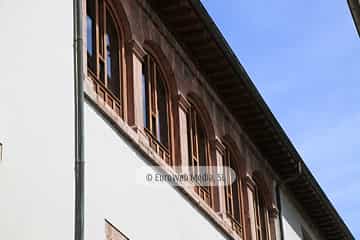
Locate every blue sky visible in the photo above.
<box><xmin>201</xmin><ymin>0</ymin><xmax>359</xmax><ymax>238</ymax></box>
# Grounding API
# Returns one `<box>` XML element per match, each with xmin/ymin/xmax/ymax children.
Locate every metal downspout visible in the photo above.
<box><xmin>73</xmin><ymin>0</ymin><xmax>85</xmax><ymax>239</ymax></box>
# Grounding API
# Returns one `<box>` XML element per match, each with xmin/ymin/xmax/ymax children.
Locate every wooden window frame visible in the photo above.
<box><xmin>86</xmin><ymin>0</ymin><xmax>124</xmax><ymax>118</ymax></box>
<box><xmin>187</xmin><ymin>106</ymin><xmax>212</xmax><ymax>206</ymax></box>
<box><xmin>223</xmin><ymin>147</ymin><xmax>243</xmax><ymax>237</ymax></box>
<box><xmin>253</xmin><ymin>185</ymin><xmax>270</xmax><ymax>240</ymax></box>
<box><xmin>142</xmin><ymin>55</ymin><xmax>171</xmax><ymax>165</ymax></box>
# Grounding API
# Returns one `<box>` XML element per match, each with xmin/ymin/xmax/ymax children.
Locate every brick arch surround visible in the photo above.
<box><xmin>187</xmin><ymin>92</ymin><xmax>221</xmax><ymax>211</ymax></box>
<box><xmin>106</xmin><ymin>0</ymin><xmax>132</xmax><ymax>43</ymax></box>
<box><xmin>222</xmin><ymin>135</ymin><xmax>246</xmax><ymax>177</ymax></box>
<box><xmin>98</xmin><ymin>0</ymin><xmax>133</xmax><ymax>122</ymax></box>
<box><xmin>140</xmin><ymin>40</ymin><xmax>181</xmax><ymax>166</ymax></box>
<box><xmin>84</xmin><ymin>0</ymin><xmax>134</xmax><ymax>120</ymax></box>
<box><xmin>143</xmin><ymin>40</ymin><xmax>178</xmax><ymax>101</ymax></box>
<box><xmin>221</xmin><ymin>135</ymin><xmax>247</xmax><ymax>237</ymax></box>
<box><xmin>253</xmin><ymin>170</ymin><xmax>275</xmax><ymax>210</ymax></box>
<box><xmin>187</xmin><ymin>92</ymin><xmax>216</xmax><ymax>143</ymax></box>
<box><xmin>186</xmin><ymin>92</ymin><xmax>217</xmax><ymax>172</ymax></box>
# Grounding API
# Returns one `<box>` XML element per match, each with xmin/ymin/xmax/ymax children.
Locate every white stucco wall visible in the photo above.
<box><xmin>280</xmin><ymin>189</ymin><xmax>325</xmax><ymax>240</ymax></box>
<box><xmin>0</xmin><ymin>0</ymin><xmax>74</xmax><ymax>239</ymax></box>
<box><xmin>84</xmin><ymin>103</ymin><xmax>228</xmax><ymax>240</ymax></box>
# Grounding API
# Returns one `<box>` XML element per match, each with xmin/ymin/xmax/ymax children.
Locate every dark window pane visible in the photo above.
<box><xmin>259</xmin><ymin>196</ymin><xmax>267</xmax><ymax>239</ymax></box>
<box><xmin>151</xmin><ymin>116</ymin><xmax>157</xmax><ymax>137</ymax></box>
<box><xmin>106</xmin><ymin>34</ymin><xmax>112</xmax><ymax>78</ymax></box>
<box><xmin>98</xmin><ymin>0</ymin><xmax>104</xmax><ymax>56</ymax></box>
<box><xmin>86</xmin><ymin>16</ymin><xmax>93</xmax><ymax>56</ymax></box>
<box><xmin>86</xmin><ymin>0</ymin><xmax>96</xmax><ymax>72</ymax></box>
<box><xmin>192</xmin><ymin>112</ymin><xmax>198</xmax><ymax>157</ymax></box>
<box><xmin>142</xmin><ymin>61</ymin><xmax>149</xmax><ymax>129</ymax></box>
<box><xmin>228</xmin><ymin>153</ymin><xmax>241</xmax><ymax>221</ymax></box>
<box><xmin>99</xmin><ymin>59</ymin><xmax>105</xmax><ymax>83</ymax></box>
<box><xmin>106</xmin><ymin>11</ymin><xmax>120</xmax><ymax>99</ymax></box>
<box><xmin>232</xmin><ymin>181</ymin><xmax>241</xmax><ymax>222</ymax></box>
<box><xmin>198</xmin><ymin>121</ymin><xmax>207</xmax><ymax>167</ymax></box>
<box><xmin>150</xmin><ymin>61</ymin><xmax>156</xmax><ymax>111</ymax></box>
<box><xmin>187</xmin><ymin>113</ymin><xmax>193</xmax><ymax>167</ymax></box>
<box><xmin>157</xmin><ymin>77</ymin><xmax>168</xmax><ymax>147</ymax></box>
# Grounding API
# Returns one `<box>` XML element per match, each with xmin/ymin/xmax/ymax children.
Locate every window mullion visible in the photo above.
<box><xmin>236</xmin><ymin>180</ymin><xmax>242</xmax><ymax>221</ymax></box>
<box><xmin>205</xmin><ymin>139</ymin><xmax>210</xmax><ymax>184</ymax></box>
<box><xmin>148</xmin><ymin>58</ymin><xmax>153</xmax><ymax>132</ymax></box>
<box><xmin>98</xmin><ymin>0</ymin><xmax>104</xmax><ymax>58</ymax></box>
<box><xmin>97</xmin><ymin>1</ymin><xmax>105</xmax><ymax>83</ymax></box>
<box><xmin>227</xmin><ymin>151</ymin><xmax>235</xmax><ymax>217</ymax></box>
<box><xmin>191</xmin><ymin>110</ymin><xmax>198</xmax><ymax>175</ymax></box>
<box><xmin>153</xmin><ymin>65</ymin><xmax>159</xmax><ymax>139</ymax></box>
<box><xmin>194</xmin><ymin>112</ymin><xmax>198</xmax><ymax>160</ymax></box>
<box><xmin>97</xmin><ymin>0</ymin><xmax>106</xmax><ymax>83</ymax></box>
<box><xmin>149</xmin><ymin>62</ymin><xmax>157</xmax><ymax>136</ymax></box>
<box><xmin>94</xmin><ymin>0</ymin><xmax>99</xmax><ymax>79</ymax></box>
<box><xmin>145</xmin><ymin>56</ymin><xmax>151</xmax><ymax>130</ymax></box>
<box><xmin>264</xmin><ymin>212</ymin><xmax>268</xmax><ymax>238</ymax></box>
<box><xmin>103</xmin><ymin>5</ymin><xmax>108</xmax><ymax>87</ymax></box>
<box><xmin>194</xmin><ymin>113</ymin><xmax>200</xmax><ymax>177</ymax></box>
<box><xmin>188</xmin><ymin>111</ymin><xmax>195</xmax><ymax>173</ymax></box>
<box><xmin>255</xmin><ymin>189</ymin><xmax>262</xmax><ymax>240</ymax></box>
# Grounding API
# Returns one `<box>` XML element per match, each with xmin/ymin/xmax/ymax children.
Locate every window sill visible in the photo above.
<box><xmin>86</xmin><ymin>74</ymin><xmax>123</xmax><ymax>119</ymax></box>
<box><xmin>144</xmin><ymin>129</ymin><xmax>171</xmax><ymax>165</ymax></box>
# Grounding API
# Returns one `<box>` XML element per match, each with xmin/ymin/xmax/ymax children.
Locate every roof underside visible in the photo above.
<box><xmin>348</xmin><ymin>0</ymin><xmax>360</xmax><ymax>36</ymax></box>
<box><xmin>148</xmin><ymin>0</ymin><xmax>354</xmax><ymax>239</ymax></box>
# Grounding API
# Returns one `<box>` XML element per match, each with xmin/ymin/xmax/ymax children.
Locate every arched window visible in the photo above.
<box><xmin>223</xmin><ymin>145</ymin><xmax>243</xmax><ymax>236</ymax></box>
<box><xmin>142</xmin><ymin>54</ymin><xmax>170</xmax><ymax>163</ymax></box>
<box><xmin>87</xmin><ymin>0</ymin><xmax>122</xmax><ymax>105</ymax></box>
<box><xmin>253</xmin><ymin>184</ymin><xmax>269</xmax><ymax>240</ymax></box>
<box><xmin>187</xmin><ymin>104</ymin><xmax>212</xmax><ymax>205</ymax></box>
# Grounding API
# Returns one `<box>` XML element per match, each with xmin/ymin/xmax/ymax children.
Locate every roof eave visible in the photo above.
<box><xmin>189</xmin><ymin>2</ymin><xmax>355</xmax><ymax>238</ymax></box>
<box><xmin>348</xmin><ymin>0</ymin><xmax>360</xmax><ymax>37</ymax></box>
<box><xmin>147</xmin><ymin>1</ymin><xmax>355</xmax><ymax>239</ymax></box>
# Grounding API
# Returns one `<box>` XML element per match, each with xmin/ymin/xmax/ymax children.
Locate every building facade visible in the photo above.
<box><xmin>0</xmin><ymin>0</ymin><xmax>354</xmax><ymax>240</ymax></box>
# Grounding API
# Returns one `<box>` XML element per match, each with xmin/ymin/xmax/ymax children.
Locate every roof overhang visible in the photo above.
<box><xmin>348</xmin><ymin>0</ymin><xmax>360</xmax><ymax>36</ymax></box>
<box><xmin>148</xmin><ymin>1</ymin><xmax>355</xmax><ymax>239</ymax></box>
